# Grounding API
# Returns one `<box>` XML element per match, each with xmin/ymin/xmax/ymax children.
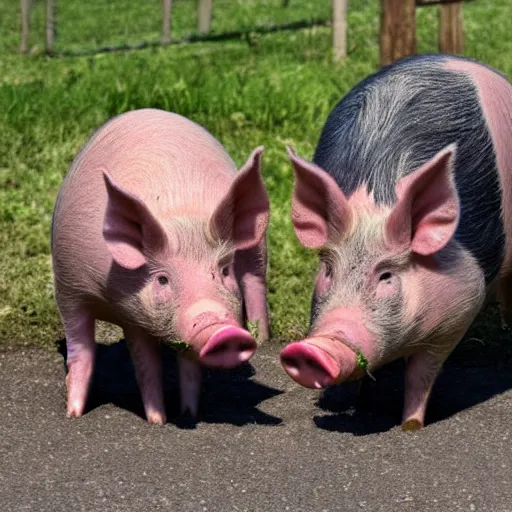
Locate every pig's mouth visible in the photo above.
<box><xmin>280</xmin><ymin>334</ymin><xmax>366</xmax><ymax>389</ymax></box>
<box><xmin>191</xmin><ymin>322</ymin><xmax>228</xmax><ymax>341</ymax></box>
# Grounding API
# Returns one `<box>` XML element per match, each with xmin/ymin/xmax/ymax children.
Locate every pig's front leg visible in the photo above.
<box><xmin>235</xmin><ymin>241</ymin><xmax>270</xmax><ymax>343</ymax></box>
<box><xmin>402</xmin><ymin>346</ymin><xmax>456</xmax><ymax>431</ymax></box>
<box><xmin>124</xmin><ymin>327</ymin><xmax>166</xmax><ymax>425</ymax></box>
<box><xmin>63</xmin><ymin>309</ymin><xmax>96</xmax><ymax>418</ymax></box>
<box><xmin>178</xmin><ymin>356</ymin><xmax>202</xmax><ymax>418</ymax></box>
<box><xmin>402</xmin><ymin>309</ymin><xmax>479</xmax><ymax>431</ymax></box>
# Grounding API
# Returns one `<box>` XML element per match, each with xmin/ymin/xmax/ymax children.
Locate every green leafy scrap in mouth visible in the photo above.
<box><xmin>356</xmin><ymin>351</ymin><xmax>375</xmax><ymax>381</ymax></box>
<box><xmin>166</xmin><ymin>340</ymin><xmax>192</xmax><ymax>352</ymax></box>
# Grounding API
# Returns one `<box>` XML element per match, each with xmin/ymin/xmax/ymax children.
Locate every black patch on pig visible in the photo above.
<box><xmin>313</xmin><ymin>54</ymin><xmax>505</xmax><ymax>283</ymax></box>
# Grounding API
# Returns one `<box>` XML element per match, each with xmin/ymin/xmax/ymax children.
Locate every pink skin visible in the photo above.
<box><xmin>64</xmin><ymin>312</ymin><xmax>96</xmax><ymax>419</ymax></box>
<box><xmin>52</xmin><ymin>109</ymin><xmax>269</xmax><ymax>423</ymax></box>
<box><xmin>235</xmin><ymin>243</ymin><xmax>270</xmax><ymax>342</ymax></box>
<box><xmin>444</xmin><ymin>60</ymin><xmax>512</xmax><ymax>327</ymax></box>
<box><xmin>444</xmin><ymin>60</ymin><xmax>512</xmax><ymax>273</ymax></box>
<box><xmin>288</xmin><ymin>146</ymin><xmax>352</xmax><ymax>250</ymax></box>
<box><xmin>401</xmin><ymin>350</ymin><xmax>445</xmax><ymax>431</ymax></box>
<box><xmin>282</xmin><ymin>145</ymin><xmax>486</xmax><ymax>429</ymax></box>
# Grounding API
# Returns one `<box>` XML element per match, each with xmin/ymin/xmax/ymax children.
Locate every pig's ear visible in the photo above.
<box><xmin>289</xmin><ymin>147</ymin><xmax>352</xmax><ymax>249</ymax></box>
<box><xmin>209</xmin><ymin>146</ymin><xmax>270</xmax><ymax>250</ymax></box>
<box><xmin>386</xmin><ymin>144</ymin><xmax>459</xmax><ymax>256</ymax></box>
<box><xmin>102</xmin><ymin>171</ymin><xmax>168</xmax><ymax>270</ymax></box>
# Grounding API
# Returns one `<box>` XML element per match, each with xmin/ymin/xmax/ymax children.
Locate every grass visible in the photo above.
<box><xmin>0</xmin><ymin>0</ymin><xmax>511</xmax><ymax>355</ymax></box>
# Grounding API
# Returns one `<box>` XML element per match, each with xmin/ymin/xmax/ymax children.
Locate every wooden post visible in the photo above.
<box><xmin>162</xmin><ymin>0</ymin><xmax>172</xmax><ymax>43</ymax></box>
<box><xmin>380</xmin><ymin>0</ymin><xmax>416</xmax><ymax>67</ymax></box>
<box><xmin>45</xmin><ymin>0</ymin><xmax>55</xmax><ymax>55</ymax></box>
<box><xmin>198</xmin><ymin>0</ymin><xmax>213</xmax><ymax>34</ymax></box>
<box><xmin>439</xmin><ymin>2</ymin><xmax>464</xmax><ymax>54</ymax></box>
<box><xmin>332</xmin><ymin>0</ymin><xmax>348</xmax><ymax>61</ymax></box>
<box><xmin>20</xmin><ymin>0</ymin><xmax>30</xmax><ymax>54</ymax></box>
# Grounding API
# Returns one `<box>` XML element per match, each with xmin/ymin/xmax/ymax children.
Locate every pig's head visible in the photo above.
<box><xmin>280</xmin><ymin>144</ymin><xmax>480</xmax><ymax>389</ymax></box>
<box><xmin>102</xmin><ymin>147</ymin><xmax>269</xmax><ymax>369</ymax></box>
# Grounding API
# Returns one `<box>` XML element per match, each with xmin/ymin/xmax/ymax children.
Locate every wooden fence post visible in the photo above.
<box><xmin>46</xmin><ymin>0</ymin><xmax>55</xmax><ymax>55</ymax></box>
<box><xmin>162</xmin><ymin>0</ymin><xmax>172</xmax><ymax>43</ymax></box>
<box><xmin>20</xmin><ymin>0</ymin><xmax>30</xmax><ymax>54</ymax></box>
<box><xmin>439</xmin><ymin>2</ymin><xmax>464</xmax><ymax>54</ymax></box>
<box><xmin>198</xmin><ymin>0</ymin><xmax>213</xmax><ymax>34</ymax></box>
<box><xmin>332</xmin><ymin>0</ymin><xmax>348</xmax><ymax>61</ymax></box>
<box><xmin>380</xmin><ymin>0</ymin><xmax>416</xmax><ymax>67</ymax></box>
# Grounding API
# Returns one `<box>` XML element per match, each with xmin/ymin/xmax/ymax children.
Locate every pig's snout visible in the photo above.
<box><xmin>199</xmin><ymin>325</ymin><xmax>256</xmax><ymax>369</ymax></box>
<box><xmin>280</xmin><ymin>336</ymin><xmax>359</xmax><ymax>389</ymax></box>
<box><xmin>280</xmin><ymin>341</ymin><xmax>341</xmax><ymax>389</ymax></box>
<box><xmin>179</xmin><ymin>303</ymin><xmax>256</xmax><ymax>368</ymax></box>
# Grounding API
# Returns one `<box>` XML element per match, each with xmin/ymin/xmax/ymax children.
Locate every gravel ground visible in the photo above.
<box><xmin>0</xmin><ymin>341</ymin><xmax>511</xmax><ymax>512</ymax></box>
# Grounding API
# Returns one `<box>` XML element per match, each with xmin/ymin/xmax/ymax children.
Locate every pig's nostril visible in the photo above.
<box><xmin>304</xmin><ymin>357</ymin><xmax>325</xmax><ymax>373</ymax></box>
<box><xmin>280</xmin><ymin>355</ymin><xmax>301</xmax><ymax>379</ymax></box>
<box><xmin>205</xmin><ymin>340</ymin><xmax>229</xmax><ymax>356</ymax></box>
<box><xmin>282</xmin><ymin>355</ymin><xmax>324</xmax><ymax>374</ymax></box>
<box><xmin>239</xmin><ymin>340</ymin><xmax>255</xmax><ymax>351</ymax></box>
<box><xmin>281</xmin><ymin>355</ymin><xmax>299</xmax><ymax>370</ymax></box>
<box><xmin>206</xmin><ymin>338</ymin><xmax>255</xmax><ymax>356</ymax></box>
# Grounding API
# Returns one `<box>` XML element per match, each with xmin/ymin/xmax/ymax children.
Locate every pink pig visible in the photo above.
<box><xmin>52</xmin><ymin>109</ymin><xmax>270</xmax><ymax>424</ymax></box>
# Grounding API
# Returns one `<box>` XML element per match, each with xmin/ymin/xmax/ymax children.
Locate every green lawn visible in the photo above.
<box><xmin>1</xmin><ymin>0</ymin><xmax>511</xmax><ymax>351</ymax></box>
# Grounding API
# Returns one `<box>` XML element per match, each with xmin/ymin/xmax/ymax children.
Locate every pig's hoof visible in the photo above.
<box><xmin>66</xmin><ymin>400</ymin><xmax>85</xmax><ymax>418</ymax></box>
<box><xmin>401</xmin><ymin>418</ymin><xmax>423</xmax><ymax>431</ymax></box>
<box><xmin>280</xmin><ymin>342</ymin><xmax>340</xmax><ymax>389</ymax></box>
<box><xmin>146</xmin><ymin>411</ymin><xmax>166</xmax><ymax>425</ymax></box>
<box><xmin>176</xmin><ymin>410</ymin><xmax>198</xmax><ymax>430</ymax></box>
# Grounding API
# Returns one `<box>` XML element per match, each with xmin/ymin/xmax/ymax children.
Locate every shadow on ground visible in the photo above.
<box><xmin>56</xmin><ymin>339</ymin><xmax>283</xmax><ymax>428</ymax></box>
<box><xmin>314</xmin><ymin>303</ymin><xmax>512</xmax><ymax>435</ymax></box>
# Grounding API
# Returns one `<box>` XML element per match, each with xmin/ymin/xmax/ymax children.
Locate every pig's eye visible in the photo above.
<box><xmin>324</xmin><ymin>262</ymin><xmax>333</xmax><ymax>278</ymax></box>
<box><xmin>157</xmin><ymin>275</ymin><xmax>169</xmax><ymax>286</ymax></box>
<box><xmin>221</xmin><ymin>265</ymin><xmax>230</xmax><ymax>277</ymax></box>
<box><xmin>379</xmin><ymin>272</ymin><xmax>392</xmax><ymax>282</ymax></box>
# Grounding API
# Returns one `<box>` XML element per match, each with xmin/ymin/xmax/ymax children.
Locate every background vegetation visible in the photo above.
<box><xmin>1</xmin><ymin>0</ymin><xmax>511</xmax><ymax>352</ymax></box>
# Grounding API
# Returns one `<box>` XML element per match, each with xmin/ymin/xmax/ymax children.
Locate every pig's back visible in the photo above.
<box><xmin>314</xmin><ymin>54</ymin><xmax>512</xmax><ymax>283</ymax></box>
<box><xmin>56</xmin><ymin>109</ymin><xmax>236</xmax><ymax>220</ymax></box>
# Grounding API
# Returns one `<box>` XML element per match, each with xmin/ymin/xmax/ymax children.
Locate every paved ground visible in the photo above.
<box><xmin>1</xmin><ymin>340</ymin><xmax>511</xmax><ymax>512</ymax></box>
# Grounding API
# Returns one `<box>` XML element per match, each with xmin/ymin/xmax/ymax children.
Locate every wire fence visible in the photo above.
<box><xmin>15</xmin><ymin>0</ymin><xmax>469</xmax><ymax>65</ymax></box>
<box><xmin>15</xmin><ymin>1</ymin><xmax>339</xmax><ymax>57</ymax></box>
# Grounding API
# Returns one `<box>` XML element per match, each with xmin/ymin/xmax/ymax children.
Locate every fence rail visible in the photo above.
<box><xmin>50</xmin><ymin>18</ymin><xmax>332</xmax><ymax>59</ymax></box>
<box><xmin>19</xmin><ymin>0</ymin><xmax>472</xmax><ymax>65</ymax></box>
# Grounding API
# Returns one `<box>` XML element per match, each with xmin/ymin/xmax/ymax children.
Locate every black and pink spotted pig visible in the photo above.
<box><xmin>280</xmin><ymin>54</ymin><xmax>512</xmax><ymax>430</ymax></box>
